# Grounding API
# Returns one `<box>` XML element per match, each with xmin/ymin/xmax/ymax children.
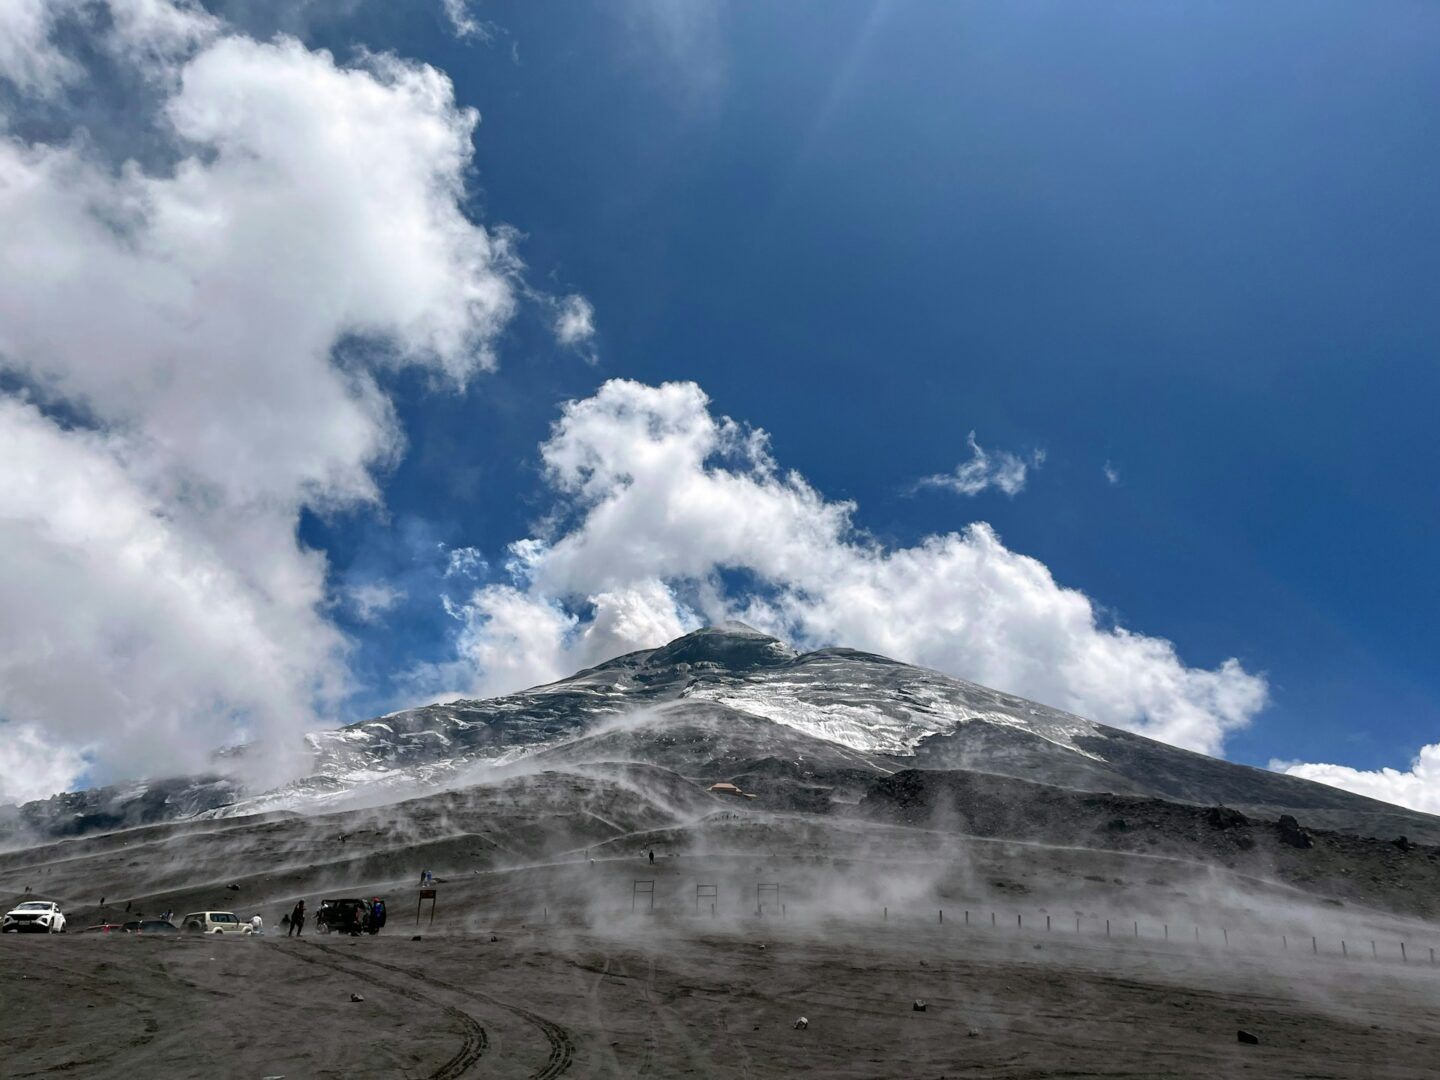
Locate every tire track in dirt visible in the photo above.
<box><xmin>595</xmin><ymin>948</ymin><xmax>716</xmax><ymax>1077</ymax></box>
<box><xmin>638</xmin><ymin>947</ymin><xmax>752</xmax><ymax>1079</ymax></box>
<box><xmin>276</xmin><ymin>943</ymin><xmax>487</xmax><ymax>1079</ymax></box>
<box><xmin>582</xmin><ymin>950</ymin><xmax>630</xmax><ymax>1078</ymax></box>
<box><xmin>310</xmin><ymin>943</ymin><xmax>576</xmax><ymax>1079</ymax></box>
<box><xmin>8</xmin><ymin>956</ymin><xmax>164</xmax><ymax>1078</ymax></box>
<box><xmin>13</xmin><ymin>1013</ymin><xmax>159</xmax><ymax>1078</ymax></box>
<box><xmin>607</xmin><ymin>953</ymin><xmax>658</xmax><ymax>1076</ymax></box>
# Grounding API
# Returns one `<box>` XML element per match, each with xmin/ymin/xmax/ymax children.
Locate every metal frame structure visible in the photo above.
<box><xmin>696</xmin><ymin>883</ymin><xmax>718</xmax><ymax>915</ymax></box>
<box><xmin>756</xmin><ymin>882</ymin><xmax>781</xmax><ymax>917</ymax></box>
<box><xmin>632</xmin><ymin>880</ymin><xmax>655</xmax><ymax>913</ymax></box>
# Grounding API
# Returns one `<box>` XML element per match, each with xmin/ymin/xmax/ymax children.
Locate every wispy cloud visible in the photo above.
<box><xmin>917</xmin><ymin>432</ymin><xmax>1043</xmax><ymax>497</ymax></box>
<box><xmin>443</xmin><ymin>545</ymin><xmax>486</xmax><ymax>579</ymax></box>
<box><xmin>440</xmin><ymin>0</ymin><xmax>492</xmax><ymax>42</ymax></box>
<box><xmin>1103</xmin><ymin>461</ymin><xmax>1121</xmax><ymax>486</ymax></box>
<box><xmin>347</xmin><ymin>582</ymin><xmax>405</xmax><ymax>623</ymax></box>
<box><xmin>618</xmin><ymin>0</ymin><xmax>726</xmax><ymax>112</ymax></box>
<box><xmin>554</xmin><ymin>294</ymin><xmax>597</xmax><ymax>349</ymax></box>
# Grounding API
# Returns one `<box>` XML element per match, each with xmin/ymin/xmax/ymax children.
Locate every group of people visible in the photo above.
<box><xmin>282</xmin><ymin>897</ymin><xmax>387</xmax><ymax>936</ymax></box>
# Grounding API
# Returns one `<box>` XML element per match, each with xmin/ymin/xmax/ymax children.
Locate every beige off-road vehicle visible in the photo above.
<box><xmin>180</xmin><ymin>911</ymin><xmax>251</xmax><ymax>935</ymax></box>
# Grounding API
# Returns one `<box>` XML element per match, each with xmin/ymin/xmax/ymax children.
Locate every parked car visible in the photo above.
<box><xmin>179</xmin><ymin>911</ymin><xmax>251</xmax><ymax>935</ymax></box>
<box><xmin>315</xmin><ymin>898</ymin><xmax>371</xmax><ymax>934</ymax></box>
<box><xmin>2</xmin><ymin>900</ymin><xmax>66</xmax><ymax>933</ymax></box>
<box><xmin>79</xmin><ymin>923</ymin><xmax>126</xmax><ymax>933</ymax></box>
<box><xmin>134</xmin><ymin>919</ymin><xmax>179</xmax><ymax>934</ymax></box>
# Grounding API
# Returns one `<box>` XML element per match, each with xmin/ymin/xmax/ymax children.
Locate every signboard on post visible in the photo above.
<box><xmin>417</xmin><ymin>887</ymin><xmax>437</xmax><ymax>926</ymax></box>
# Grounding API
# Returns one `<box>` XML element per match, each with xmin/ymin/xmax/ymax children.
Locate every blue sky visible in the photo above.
<box><xmin>320</xmin><ymin>3</ymin><xmax>1439</xmax><ymax>769</ymax></box>
<box><xmin>0</xmin><ymin>1</ymin><xmax>1436</xmax><ymax>807</ymax></box>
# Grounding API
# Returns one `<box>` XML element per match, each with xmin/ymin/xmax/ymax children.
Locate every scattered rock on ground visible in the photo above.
<box><xmin>913</xmin><ymin>1000</ymin><xmax>927</xmax><ymax>1012</ymax></box>
<box><xmin>793</xmin><ymin>1017</ymin><xmax>808</xmax><ymax>1030</ymax></box>
<box><xmin>1277</xmin><ymin>816</ymin><xmax>1314</xmax><ymax>849</ymax></box>
<box><xmin>1206</xmin><ymin>806</ymin><xmax>1249</xmax><ymax>830</ymax></box>
<box><xmin>1237</xmin><ymin>1029</ymin><xmax>1260</xmax><ymax>1045</ymax></box>
<box><xmin>350</xmin><ymin>993</ymin><xmax>365</xmax><ymax>1003</ymax></box>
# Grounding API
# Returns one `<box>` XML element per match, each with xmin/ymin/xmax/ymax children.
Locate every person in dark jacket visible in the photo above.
<box><xmin>288</xmin><ymin>899</ymin><xmax>306</xmax><ymax>937</ymax></box>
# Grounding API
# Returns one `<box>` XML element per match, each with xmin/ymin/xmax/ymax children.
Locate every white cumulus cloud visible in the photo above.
<box><xmin>346</xmin><ymin>582</ymin><xmax>406</xmax><ymax>624</ymax></box>
<box><xmin>445</xmin><ymin>379</ymin><xmax>1267</xmax><ymax>755</ymax></box>
<box><xmin>0</xmin><ymin>1</ymin><xmax>537</xmax><ymax>801</ymax></box>
<box><xmin>1278</xmin><ymin>749</ymin><xmax>1440</xmax><ymax>816</ymax></box>
<box><xmin>0</xmin><ymin>0</ymin><xmax>83</xmax><ymax>95</ymax></box>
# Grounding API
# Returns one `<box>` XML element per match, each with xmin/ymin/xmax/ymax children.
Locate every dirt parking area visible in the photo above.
<box><xmin>4</xmin><ymin>913</ymin><xmax>1440</xmax><ymax>1079</ymax></box>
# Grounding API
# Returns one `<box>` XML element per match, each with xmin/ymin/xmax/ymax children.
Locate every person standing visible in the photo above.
<box><xmin>250</xmin><ymin>913</ymin><xmax>264</xmax><ymax>935</ymax></box>
<box><xmin>288</xmin><ymin>899</ymin><xmax>306</xmax><ymax>937</ymax></box>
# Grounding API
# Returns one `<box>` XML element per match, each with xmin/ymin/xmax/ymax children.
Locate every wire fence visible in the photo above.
<box><xmin>581</xmin><ymin>886</ymin><xmax>1440</xmax><ymax>971</ymax></box>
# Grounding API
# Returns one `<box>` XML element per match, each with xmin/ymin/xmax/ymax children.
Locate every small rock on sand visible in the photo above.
<box><xmin>1237</xmin><ymin>1030</ymin><xmax>1260</xmax><ymax>1045</ymax></box>
<box><xmin>350</xmin><ymin>993</ymin><xmax>365</xmax><ymax>1003</ymax></box>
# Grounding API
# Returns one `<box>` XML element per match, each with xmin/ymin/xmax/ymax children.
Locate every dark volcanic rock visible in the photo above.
<box><xmin>0</xmin><ymin>776</ymin><xmax>241</xmax><ymax>848</ymax></box>
<box><xmin>1276</xmin><ymin>815</ymin><xmax>1314</xmax><ymax>849</ymax></box>
<box><xmin>857</xmin><ymin>769</ymin><xmax>1440</xmax><ymax>918</ymax></box>
<box><xmin>1206</xmin><ymin>806</ymin><xmax>1250</xmax><ymax>829</ymax></box>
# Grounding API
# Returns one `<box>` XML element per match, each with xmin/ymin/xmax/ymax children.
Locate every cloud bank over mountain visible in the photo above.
<box><xmin>0</xmin><ymin>0</ymin><xmax>573</xmax><ymax>801</ymax></box>
<box><xmin>1280</xmin><ymin>749</ymin><xmax>1440</xmax><ymax>816</ymax></box>
<box><xmin>445</xmin><ymin>379</ymin><xmax>1268</xmax><ymax>757</ymax></box>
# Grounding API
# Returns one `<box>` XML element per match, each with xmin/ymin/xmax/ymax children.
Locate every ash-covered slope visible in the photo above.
<box><xmin>859</xmin><ymin>769</ymin><xmax>1440</xmax><ymax>919</ymax></box>
<box><xmin>5</xmin><ymin>624</ymin><xmax>1438</xmax><ymax>846</ymax></box>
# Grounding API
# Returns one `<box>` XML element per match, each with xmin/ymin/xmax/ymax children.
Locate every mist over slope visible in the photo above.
<box><xmin>3</xmin><ymin>625</ymin><xmax>1436</xmax><ymax>848</ymax></box>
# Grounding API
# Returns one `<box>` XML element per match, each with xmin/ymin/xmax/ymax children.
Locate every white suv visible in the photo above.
<box><xmin>180</xmin><ymin>911</ymin><xmax>251</xmax><ymax>935</ymax></box>
<box><xmin>2</xmin><ymin>900</ymin><xmax>66</xmax><ymax>933</ymax></box>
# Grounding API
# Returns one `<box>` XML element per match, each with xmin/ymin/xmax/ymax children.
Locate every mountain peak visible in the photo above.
<box><xmin>646</xmin><ymin>623</ymin><xmax>796</xmax><ymax>671</ymax></box>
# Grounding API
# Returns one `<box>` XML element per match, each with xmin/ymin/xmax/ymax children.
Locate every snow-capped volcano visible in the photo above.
<box><xmin>281</xmin><ymin>624</ymin><xmax>1103</xmax><ymax>806</ymax></box>
<box><xmin>5</xmin><ymin>625</ymin><xmax>1439</xmax><ymax>845</ymax></box>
